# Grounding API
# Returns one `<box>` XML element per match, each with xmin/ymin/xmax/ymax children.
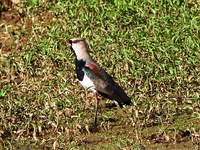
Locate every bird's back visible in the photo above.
<box><xmin>83</xmin><ymin>59</ymin><xmax>132</xmax><ymax>107</ymax></box>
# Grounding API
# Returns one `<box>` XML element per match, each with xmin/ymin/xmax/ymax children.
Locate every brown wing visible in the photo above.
<box><xmin>86</xmin><ymin>62</ymin><xmax>132</xmax><ymax>107</ymax></box>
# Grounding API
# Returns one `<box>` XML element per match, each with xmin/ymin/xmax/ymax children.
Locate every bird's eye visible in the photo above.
<box><xmin>72</xmin><ymin>40</ymin><xmax>78</xmax><ymax>43</ymax></box>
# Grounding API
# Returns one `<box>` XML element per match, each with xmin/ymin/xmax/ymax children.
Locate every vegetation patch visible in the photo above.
<box><xmin>0</xmin><ymin>0</ymin><xmax>199</xmax><ymax>149</ymax></box>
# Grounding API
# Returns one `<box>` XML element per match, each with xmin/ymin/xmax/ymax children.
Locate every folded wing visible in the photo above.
<box><xmin>83</xmin><ymin>62</ymin><xmax>132</xmax><ymax>107</ymax></box>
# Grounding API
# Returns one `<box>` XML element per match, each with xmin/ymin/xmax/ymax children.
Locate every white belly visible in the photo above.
<box><xmin>79</xmin><ymin>74</ymin><xmax>96</xmax><ymax>92</ymax></box>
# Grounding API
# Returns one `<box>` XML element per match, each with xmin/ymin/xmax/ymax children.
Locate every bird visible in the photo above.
<box><xmin>67</xmin><ymin>38</ymin><xmax>132</xmax><ymax>127</ymax></box>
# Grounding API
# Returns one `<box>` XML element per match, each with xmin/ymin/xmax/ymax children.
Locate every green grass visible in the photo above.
<box><xmin>0</xmin><ymin>0</ymin><xmax>200</xmax><ymax>149</ymax></box>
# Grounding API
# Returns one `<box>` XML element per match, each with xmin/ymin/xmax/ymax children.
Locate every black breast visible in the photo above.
<box><xmin>75</xmin><ymin>59</ymin><xmax>86</xmax><ymax>81</ymax></box>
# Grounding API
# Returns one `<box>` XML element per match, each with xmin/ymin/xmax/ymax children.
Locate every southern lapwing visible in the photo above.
<box><xmin>68</xmin><ymin>38</ymin><xmax>132</xmax><ymax>126</ymax></box>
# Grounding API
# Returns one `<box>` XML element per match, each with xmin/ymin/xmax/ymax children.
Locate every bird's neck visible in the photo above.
<box><xmin>76</xmin><ymin>52</ymin><xmax>94</xmax><ymax>63</ymax></box>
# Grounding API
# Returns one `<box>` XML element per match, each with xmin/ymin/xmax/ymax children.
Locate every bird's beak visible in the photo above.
<box><xmin>67</xmin><ymin>43</ymin><xmax>72</xmax><ymax>49</ymax></box>
<box><xmin>67</xmin><ymin>40</ymin><xmax>73</xmax><ymax>49</ymax></box>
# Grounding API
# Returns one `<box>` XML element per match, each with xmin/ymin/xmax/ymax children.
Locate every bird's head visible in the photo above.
<box><xmin>68</xmin><ymin>38</ymin><xmax>89</xmax><ymax>56</ymax></box>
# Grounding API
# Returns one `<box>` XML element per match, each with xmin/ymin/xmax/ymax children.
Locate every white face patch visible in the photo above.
<box><xmin>79</xmin><ymin>74</ymin><xmax>96</xmax><ymax>93</ymax></box>
<box><xmin>72</xmin><ymin>43</ymin><xmax>79</xmax><ymax>54</ymax></box>
<box><xmin>71</xmin><ymin>42</ymin><xmax>86</xmax><ymax>59</ymax></box>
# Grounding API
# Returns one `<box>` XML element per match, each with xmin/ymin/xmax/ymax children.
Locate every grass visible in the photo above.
<box><xmin>0</xmin><ymin>0</ymin><xmax>200</xmax><ymax>149</ymax></box>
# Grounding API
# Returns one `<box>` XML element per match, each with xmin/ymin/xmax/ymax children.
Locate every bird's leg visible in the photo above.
<box><xmin>93</xmin><ymin>92</ymin><xmax>99</xmax><ymax>127</ymax></box>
